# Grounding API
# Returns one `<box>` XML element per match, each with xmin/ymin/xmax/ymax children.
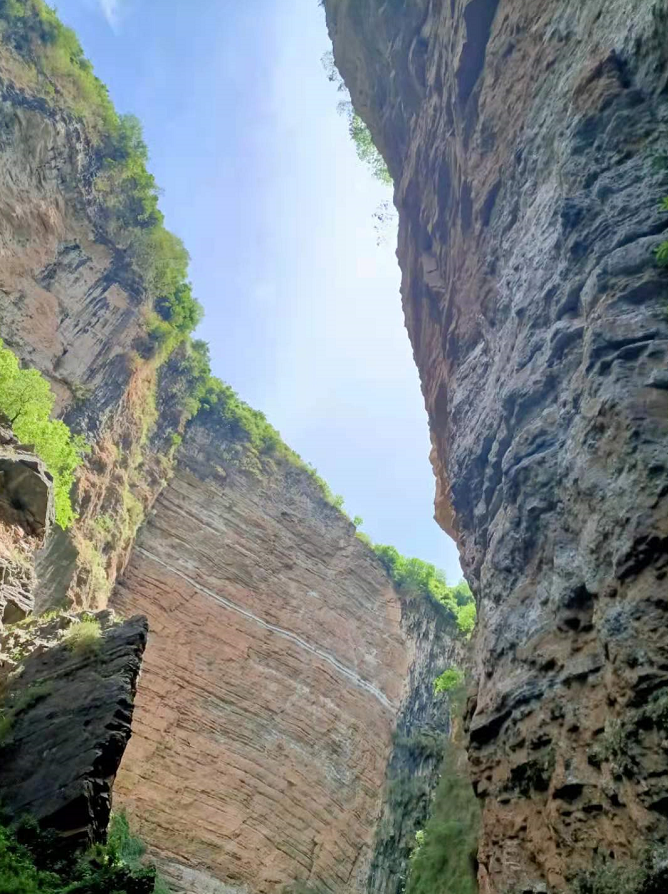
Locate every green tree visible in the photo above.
<box><xmin>372</xmin><ymin>544</ymin><xmax>476</xmax><ymax>635</ymax></box>
<box><xmin>0</xmin><ymin>341</ymin><xmax>86</xmax><ymax>529</ymax></box>
<box><xmin>349</xmin><ymin>113</ymin><xmax>392</xmax><ymax>184</ymax></box>
<box><xmin>433</xmin><ymin>667</ymin><xmax>464</xmax><ymax>694</ymax></box>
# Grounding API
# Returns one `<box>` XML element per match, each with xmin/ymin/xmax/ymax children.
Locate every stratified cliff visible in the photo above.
<box><xmin>0</xmin><ymin>36</ymin><xmax>199</xmax><ymax>613</ymax></box>
<box><xmin>325</xmin><ymin>0</ymin><xmax>668</xmax><ymax>891</ymax></box>
<box><xmin>112</xmin><ymin>416</ymin><xmax>425</xmax><ymax>894</ymax></box>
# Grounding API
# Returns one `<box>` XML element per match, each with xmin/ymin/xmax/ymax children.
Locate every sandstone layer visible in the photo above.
<box><xmin>112</xmin><ymin>419</ymin><xmax>410</xmax><ymax>894</ymax></box>
<box><xmin>326</xmin><ymin>0</ymin><xmax>668</xmax><ymax>891</ymax></box>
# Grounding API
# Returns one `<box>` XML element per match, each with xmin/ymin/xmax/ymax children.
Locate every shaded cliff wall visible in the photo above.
<box><xmin>112</xmin><ymin>418</ymin><xmax>413</xmax><ymax>894</ymax></box>
<box><xmin>325</xmin><ymin>0</ymin><xmax>668</xmax><ymax>891</ymax></box>
<box><xmin>0</xmin><ymin>611</ymin><xmax>148</xmax><ymax>849</ymax></box>
<box><xmin>367</xmin><ymin>595</ymin><xmax>465</xmax><ymax>894</ymax></box>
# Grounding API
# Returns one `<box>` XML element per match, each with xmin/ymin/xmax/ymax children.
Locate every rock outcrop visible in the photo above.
<box><xmin>0</xmin><ymin>414</ymin><xmax>53</xmax><ymax>625</ymax></box>
<box><xmin>0</xmin><ymin>610</ymin><xmax>148</xmax><ymax>849</ymax></box>
<box><xmin>325</xmin><ymin>0</ymin><xmax>668</xmax><ymax>890</ymax></box>
<box><xmin>111</xmin><ymin>417</ymin><xmax>414</xmax><ymax>894</ymax></box>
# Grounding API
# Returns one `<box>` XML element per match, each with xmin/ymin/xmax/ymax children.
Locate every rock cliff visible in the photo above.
<box><xmin>0</xmin><ymin>42</ymin><xmax>197</xmax><ymax>613</ymax></box>
<box><xmin>325</xmin><ymin>0</ymin><xmax>668</xmax><ymax>890</ymax></box>
<box><xmin>111</xmin><ymin>416</ymin><xmax>440</xmax><ymax>894</ymax></box>
<box><xmin>368</xmin><ymin>594</ymin><xmax>464</xmax><ymax>894</ymax></box>
<box><xmin>0</xmin><ymin>610</ymin><xmax>148</xmax><ymax>850</ymax></box>
<box><xmin>0</xmin><ymin>410</ymin><xmax>147</xmax><ymax>853</ymax></box>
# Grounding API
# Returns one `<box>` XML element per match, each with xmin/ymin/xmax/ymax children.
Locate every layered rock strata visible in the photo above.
<box><xmin>0</xmin><ymin>610</ymin><xmax>148</xmax><ymax>849</ymax></box>
<box><xmin>325</xmin><ymin>0</ymin><xmax>668</xmax><ymax>890</ymax></box>
<box><xmin>112</xmin><ymin>419</ymin><xmax>411</xmax><ymax>894</ymax></box>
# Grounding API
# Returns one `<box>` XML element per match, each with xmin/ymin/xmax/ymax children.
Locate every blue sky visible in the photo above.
<box><xmin>55</xmin><ymin>0</ymin><xmax>462</xmax><ymax>583</ymax></box>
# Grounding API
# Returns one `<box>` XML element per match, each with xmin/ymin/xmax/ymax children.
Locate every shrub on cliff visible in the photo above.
<box><xmin>433</xmin><ymin>667</ymin><xmax>464</xmax><ymax>694</ymax></box>
<box><xmin>322</xmin><ymin>51</ymin><xmax>392</xmax><ymax>184</ymax></box>
<box><xmin>574</xmin><ymin>846</ymin><xmax>668</xmax><ymax>894</ymax></box>
<box><xmin>0</xmin><ymin>811</ymin><xmax>163</xmax><ymax>893</ymax></box>
<box><xmin>63</xmin><ymin>618</ymin><xmax>102</xmax><ymax>655</ymax></box>
<box><xmin>0</xmin><ymin>340</ymin><xmax>87</xmax><ymax>529</ymax></box>
<box><xmin>372</xmin><ymin>544</ymin><xmax>476</xmax><ymax>635</ymax></box>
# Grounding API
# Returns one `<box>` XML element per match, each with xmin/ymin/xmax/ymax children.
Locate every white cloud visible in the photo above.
<box><xmin>98</xmin><ymin>0</ymin><xmax>122</xmax><ymax>31</ymax></box>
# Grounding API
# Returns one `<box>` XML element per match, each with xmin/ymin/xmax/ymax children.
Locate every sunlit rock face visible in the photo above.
<box><xmin>112</xmin><ymin>418</ymin><xmax>412</xmax><ymax>894</ymax></box>
<box><xmin>325</xmin><ymin>0</ymin><xmax>668</xmax><ymax>890</ymax></box>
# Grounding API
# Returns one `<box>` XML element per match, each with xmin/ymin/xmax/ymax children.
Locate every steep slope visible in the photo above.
<box><xmin>325</xmin><ymin>0</ymin><xmax>668</xmax><ymax>891</ymax></box>
<box><xmin>111</xmin><ymin>415</ymin><xmax>446</xmax><ymax>894</ymax></box>
<box><xmin>0</xmin><ymin>25</ymin><xmax>201</xmax><ymax>613</ymax></box>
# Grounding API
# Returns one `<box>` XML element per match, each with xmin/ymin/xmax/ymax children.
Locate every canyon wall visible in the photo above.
<box><xmin>326</xmin><ymin>0</ymin><xmax>668</xmax><ymax>891</ymax></box>
<box><xmin>111</xmin><ymin>417</ymin><xmax>415</xmax><ymax>894</ymax></box>
<box><xmin>0</xmin><ymin>413</ymin><xmax>147</xmax><ymax>852</ymax></box>
<box><xmin>0</xmin><ymin>44</ymin><xmax>197</xmax><ymax>612</ymax></box>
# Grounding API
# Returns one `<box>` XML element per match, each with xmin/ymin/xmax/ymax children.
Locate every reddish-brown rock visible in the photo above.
<box><xmin>325</xmin><ymin>0</ymin><xmax>668</xmax><ymax>890</ymax></box>
<box><xmin>112</xmin><ymin>420</ymin><xmax>410</xmax><ymax>893</ymax></box>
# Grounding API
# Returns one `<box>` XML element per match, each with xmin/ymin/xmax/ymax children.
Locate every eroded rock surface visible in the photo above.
<box><xmin>325</xmin><ymin>0</ymin><xmax>668</xmax><ymax>890</ymax></box>
<box><xmin>0</xmin><ymin>611</ymin><xmax>148</xmax><ymax>849</ymax></box>
<box><xmin>112</xmin><ymin>419</ymin><xmax>412</xmax><ymax>894</ymax></box>
<box><xmin>0</xmin><ymin>415</ymin><xmax>53</xmax><ymax>625</ymax></box>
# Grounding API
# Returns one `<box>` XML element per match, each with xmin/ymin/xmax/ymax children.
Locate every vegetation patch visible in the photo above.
<box><xmin>434</xmin><ymin>667</ymin><xmax>465</xmax><ymax>694</ymax></box>
<box><xmin>0</xmin><ymin>340</ymin><xmax>87</xmax><ymax>529</ymax></box>
<box><xmin>406</xmin><ymin>743</ymin><xmax>480</xmax><ymax>894</ymax></box>
<box><xmin>62</xmin><ymin>618</ymin><xmax>102</xmax><ymax>656</ymax></box>
<box><xmin>372</xmin><ymin>544</ymin><xmax>476</xmax><ymax>636</ymax></box>
<box><xmin>322</xmin><ymin>51</ymin><xmax>392</xmax><ymax>183</ymax></box>
<box><xmin>574</xmin><ymin>847</ymin><xmax>668</xmax><ymax>894</ymax></box>
<box><xmin>0</xmin><ymin>810</ymin><xmax>168</xmax><ymax>893</ymax></box>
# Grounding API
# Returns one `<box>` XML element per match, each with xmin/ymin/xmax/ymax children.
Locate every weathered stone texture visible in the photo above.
<box><xmin>112</xmin><ymin>420</ymin><xmax>411</xmax><ymax>894</ymax></box>
<box><xmin>0</xmin><ymin>416</ymin><xmax>54</xmax><ymax>626</ymax></box>
<box><xmin>326</xmin><ymin>0</ymin><xmax>668</xmax><ymax>890</ymax></box>
<box><xmin>0</xmin><ymin>611</ymin><xmax>147</xmax><ymax>849</ymax></box>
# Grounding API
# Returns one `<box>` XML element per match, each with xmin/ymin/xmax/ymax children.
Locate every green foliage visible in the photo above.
<box><xmin>0</xmin><ymin>811</ymin><xmax>165</xmax><ymax>893</ymax></box>
<box><xmin>574</xmin><ymin>847</ymin><xmax>668</xmax><ymax>894</ymax></box>
<box><xmin>0</xmin><ymin>0</ymin><xmax>117</xmax><ymax>133</ymax></box>
<box><xmin>0</xmin><ymin>6</ymin><xmax>201</xmax><ymax>364</ymax></box>
<box><xmin>433</xmin><ymin>667</ymin><xmax>464</xmax><ymax>695</ymax></box>
<box><xmin>62</xmin><ymin>618</ymin><xmax>101</xmax><ymax>655</ymax></box>
<box><xmin>406</xmin><ymin>743</ymin><xmax>480</xmax><ymax>894</ymax></box>
<box><xmin>0</xmin><ymin>340</ymin><xmax>87</xmax><ymax>529</ymax></box>
<box><xmin>199</xmin><ymin>378</ymin><xmax>283</xmax><ymax>455</ymax></box>
<box><xmin>349</xmin><ymin>113</ymin><xmax>392</xmax><ymax>184</ymax></box>
<box><xmin>352</xmin><ymin>515</ymin><xmax>363</xmax><ymax>527</ymax></box>
<box><xmin>372</xmin><ymin>544</ymin><xmax>476</xmax><ymax>635</ymax></box>
<box><xmin>322</xmin><ymin>51</ymin><xmax>391</xmax><ymax>184</ymax></box>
